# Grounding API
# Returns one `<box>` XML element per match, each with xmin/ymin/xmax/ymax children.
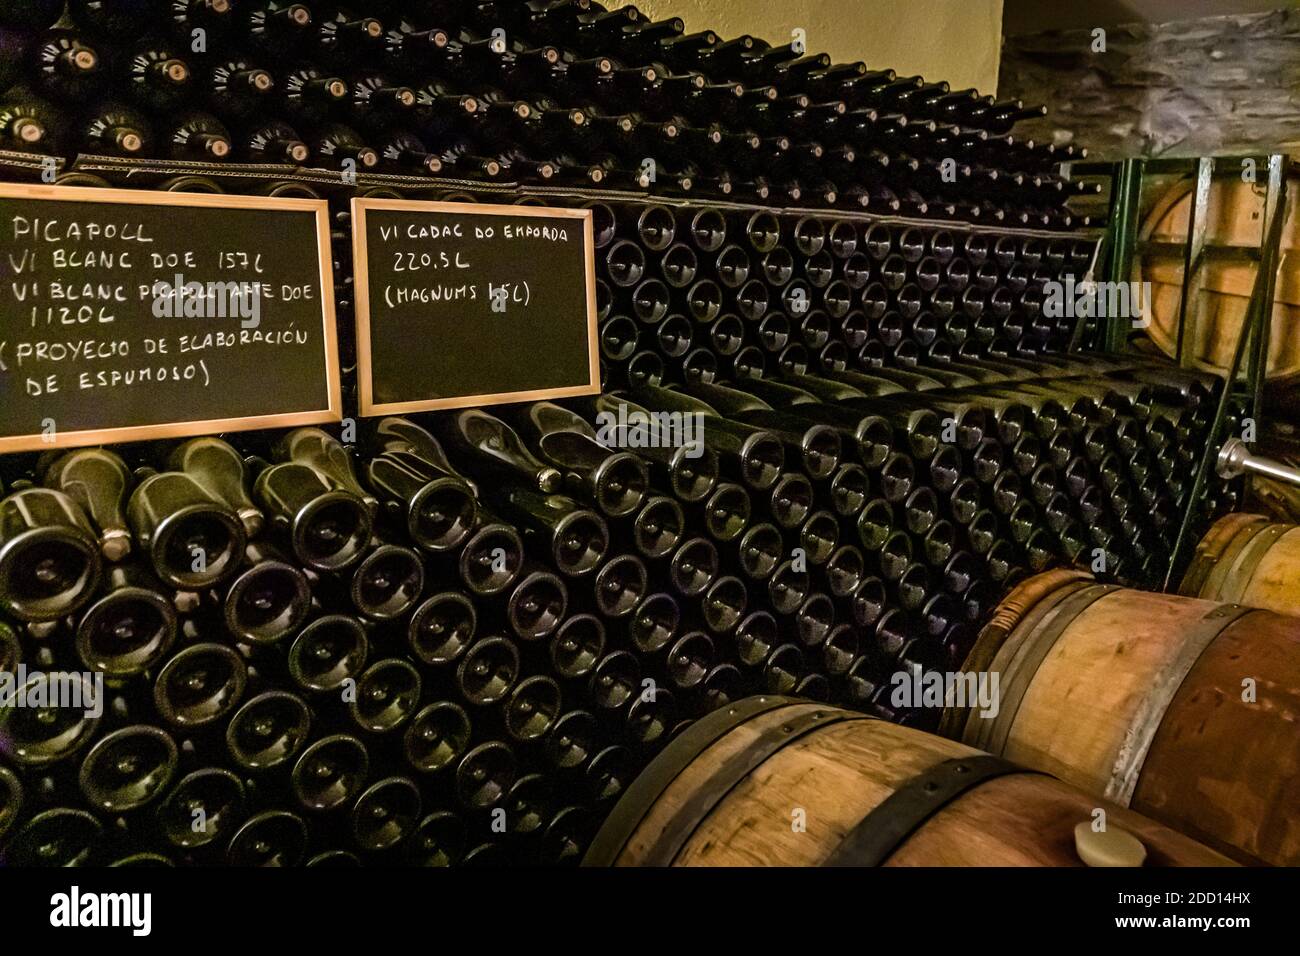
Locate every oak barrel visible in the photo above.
<box><xmin>944</xmin><ymin>569</ymin><xmax>1300</xmax><ymax>865</ymax></box>
<box><xmin>1138</xmin><ymin>175</ymin><xmax>1300</xmax><ymax>385</ymax></box>
<box><xmin>1180</xmin><ymin>512</ymin><xmax>1300</xmax><ymax>617</ymax></box>
<box><xmin>584</xmin><ymin>696</ymin><xmax>1232</xmax><ymax>867</ymax></box>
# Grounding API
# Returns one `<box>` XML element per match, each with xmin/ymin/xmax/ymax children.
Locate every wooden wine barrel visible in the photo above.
<box><xmin>584</xmin><ymin>696</ymin><xmax>1233</xmax><ymax>867</ymax></box>
<box><xmin>943</xmin><ymin>569</ymin><xmax>1300</xmax><ymax>866</ymax></box>
<box><xmin>1180</xmin><ymin>513</ymin><xmax>1300</xmax><ymax>616</ymax></box>
<box><xmin>1138</xmin><ymin>175</ymin><xmax>1300</xmax><ymax>386</ymax></box>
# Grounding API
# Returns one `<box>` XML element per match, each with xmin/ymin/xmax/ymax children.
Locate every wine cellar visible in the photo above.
<box><xmin>0</xmin><ymin>0</ymin><xmax>1297</xmax><ymax>888</ymax></box>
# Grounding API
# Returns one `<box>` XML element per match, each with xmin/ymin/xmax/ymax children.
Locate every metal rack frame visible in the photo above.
<box><xmin>1072</xmin><ymin>154</ymin><xmax>1291</xmax><ymax>586</ymax></box>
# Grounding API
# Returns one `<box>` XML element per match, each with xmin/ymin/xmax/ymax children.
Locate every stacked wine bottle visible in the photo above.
<box><xmin>584</xmin><ymin>202</ymin><xmax>1099</xmax><ymax>387</ymax></box>
<box><xmin>0</xmin><ymin>0</ymin><xmax>1093</xmax><ymax>223</ymax></box>
<box><xmin>0</xmin><ymin>347</ymin><xmax>1236</xmax><ymax>865</ymax></box>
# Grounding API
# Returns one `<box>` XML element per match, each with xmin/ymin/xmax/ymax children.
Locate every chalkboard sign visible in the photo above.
<box><xmin>0</xmin><ymin>183</ymin><xmax>341</xmax><ymax>453</ymax></box>
<box><xmin>351</xmin><ymin>199</ymin><xmax>598</xmax><ymax>414</ymax></box>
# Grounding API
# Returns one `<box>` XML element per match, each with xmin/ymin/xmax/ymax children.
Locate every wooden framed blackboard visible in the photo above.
<box><xmin>0</xmin><ymin>183</ymin><xmax>341</xmax><ymax>453</ymax></box>
<box><xmin>351</xmin><ymin>199</ymin><xmax>599</xmax><ymax>415</ymax></box>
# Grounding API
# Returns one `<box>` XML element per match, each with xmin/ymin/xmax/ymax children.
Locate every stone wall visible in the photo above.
<box><xmin>999</xmin><ymin>9</ymin><xmax>1300</xmax><ymax>159</ymax></box>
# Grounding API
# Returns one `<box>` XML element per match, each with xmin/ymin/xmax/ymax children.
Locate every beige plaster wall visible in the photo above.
<box><xmin>634</xmin><ymin>0</ymin><xmax>1005</xmax><ymax>93</ymax></box>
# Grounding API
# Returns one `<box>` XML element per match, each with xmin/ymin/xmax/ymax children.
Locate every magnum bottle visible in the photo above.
<box><xmin>626</xmin><ymin>384</ymin><xmax>787</xmax><ymax>491</ymax></box>
<box><xmin>629</xmin><ymin>494</ymin><xmax>686</xmax><ymax>560</ymax></box>
<box><xmin>0</xmin><ymin>91</ymin><xmax>66</xmax><ymax>153</ymax></box>
<box><xmin>274</xmin><ymin>428</ymin><xmax>379</xmax><ymax>515</ymax></box>
<box><xmin>226</xmin><ymin>810</ymin><xmax>308</xmax><ymax>865</ymax></box>
<box><xmin>310</xmin><ymin>9</ymin><xmax>384</xmax><ymax>66</ymax></box>
<box><xmin>550</xmin><ymin>613</ymin><xmax>608</xmax><ymax>686</ymax></box>
<box><xmin>121</xmin><ymin>38</ymin><xmax>193</xmax><ymax>112</ymax></box>
<box><xmin>763</xmin><ymin>643</ymin><xmax>805</xmax><ymax>695</ymax></box>
<box><xmin>700</xmin><ymin>481</ymin><xmax>752</xmax><ymax>542</ymax></box>
<box><xmin>290</xmin><ymin>733</ymin><xmax>370</xmax><ymax>813</ymax></box>
<box><xmin>308</xmin><ymin>122</ymin><xmax>379</xmax><ymax>170</ymax></box>
<box><xmin>733</xmin><ymin>608</ymin><xmax>778</xmax><ymax>667</ymax></box>
<box><xmin>451</xmin><ymin>634</ymin><xmax>519</xmax><ymax>712</ymax></box>
<box><xmin>701</xmin><ymin>575</ymin><xmax>748</xmax><ymax>634</ymax></box>
<box><xmin>349</xmin><ymin>657</ymin><xmax>423</xmax><ymax>734</ymax></box>
<box><xmin>567</xmin><ymin>394</ymin><xmax>720</xmax><ymax>503</ymax></box>
<box><xmin>500</xmin><ymin>568</ymin><xmax>566</xmax><ymax>645</ymax></box>
<box><xmin>366</xmin><ymin>446</ymin><xmax>479</xmax><ymax>554</ymax></box>
<box><xmin>221</xmin><ymin>541</ymin><xmax>312</xmax><ymax>645</ymax></box>
<box><xmin>456</xmin><ymin>513</ymin><xmax>524</xmax><ymax>596</ymax></box>
<box><xmin>767</xmin><ymin>558</ymin><xmax>810</xmax><ymax>614</ymax></box>
<box><xmin>127</xmin><ymin>470</ymin><xmax>246</xmax><ymax>591</ymax></box>
<box><xmin>627</xmin><ymin>591</ymin><xmax>681</xmax><ymax>656</ymax></box>
<box><xmin>438</xmin><ymin>139</ymin><xmax>506</xmax><ymax>179</ymax></box>
<box><xmin>278</xmin><ymin>65</ymin><xmax>349</xmax><ymax>125</ymax></box>
<box><xmin>495</xmin><ymin>401</ymin><xmax>650</xmax><ymax>518</ymax></box>
<box><xmin>569</xmin><ymin>3</ymin><xmax>645</xmax><ymax>52</ymax></box>
<box><xmin>501</xmin><ymin>674</ymin><xmax>563</xmax><ymax>747</ymax></box>
<box><xmin>240</xmin><ymin>119</ymin><xmax>310</xmax><ymax>164</ymax></box>
<box><xmin>165</xmin><ymin>111</ymin><xmax>234</xmax><ymax>161</ymax></box>
<box><xmin>486</xmin><ymin>485</ymin><xmax>609</xmax><ymax>578</ymax></box>
<box><xmin>42</xmin><ymin>448</ymin><xmax>133</xmax><ymax>561</ymax></box>
<box><xmin>674</xmin><ymin>381</ymin><xmax>849</xmax><ymax>479</ymax></box>
<box><xmin>346</xmin><ymin>537</ymin><xmax>424</xmax><ymax>622</ymax></box>
<box><xmin>343</xmin><ymin>71</ymin><xmax>419</xmax><ymax>134</ymax></box>
<box><xmin>80</xmin><ymin>102</ymin><xmax>153</xmax><ymax>156</ymax></box>
<box><xmin>169</xmin><ymin>437</ymin><xmax>264</xmax><ymax>537</ymax></box>
<box><xmin>0</xmin><ymin>487</ymin><xmax>103</xmax><ymax>623</ymax></box>
<box><xmin>73</xmin><ymin>556</ymin><xmax>178</xmax><ymax>676</ymax></box>
<box><xmin>204</xmin><ymin>56</ymin><xmax>276</xmax><ymax>121</ymax></box>
<box><xmin>452</xmin><ymin>740</ymin><xmax>517</xmax><ymax>814</ymax></box>
<box><xmin>592</xmin><ymin>554</ymin><xmax>647</xmax><ymax>619</ymax></box>
<box><xmin>287</xmin><ymin>614</ymin><xmax>369</xmax><ymax>695</ymax></box>
<box><xmin>795</xmin><ymin>591</ymin><xmax>836</xmax><ymax>647</ymax></box>
<box><xmin>669</xmin><ymin>535</ymin><xmax>719</xmax><ymax>597</ymax></box>
<box><xmin>352</xmin><ymin>777</ymin><xmax>425</xmax><ymax>852</ymax></box>
<box><xmin>369</xmin><ymin>415</ymin><xmax>477</xmax><ymax>490</ymax></box>
<box><xmin>29</xmin><ymin>27</ymin><xmax>103</xmax><ymax>102</ymax></box>
<box><xmin>2</xmin><ymin>809</ymin><xmax>103</xmax><ymax>866</ymax></box>
<box><xmin>226</xmin><ymin>691</ymin><xmax>312</xmax><ymax>775</ymax></box>
<box><xmin>406</xmin><ymin>811</ymin><xmax>467</xmax><ymax>866</ymax></box>
<box><xmin>729</xmin><ymin>520</ymin><xmax>780</xmax><ymax>585</ymax></box>
<box><xmin>156</xmin><ymin>766</ymin><xmax>245</xmax><ymax>853</ymax></box>
<box><xmin>720</xmin><ymin>378</ymin><xmax>893</xmax><ymax>469</ymax></box>
<box><xmin>165</xmin><ymin>0</ymin><xmax>237</xmax><ymax>45</ymax></box>
<box><xmin>465</xmin><ymin>89</ymin><xmax>534</xmax><ymax>146</ymax></box>
<box><xmin>153</xmin><ymin>640</ymin><xmax>248</xmax><ymax>729</ymax></box>
<box><xmin>382</xmin><ymin>21</ymin><xmax>453</xmax><ymax>73</ymax></box>
<box><xmin>77</xmin><ymin>724</ymin><xmax>179</xmax><ymax>814</ymax></box>
<box><xmin>252</xmin><ymin>462</ymin><xmax>372</xmax><ymax>573</ymax></box>
<box><xmin>374</xmin><ymin>130</ymin><xmax>444</xmax><ymax>175</ymax></box>
<box><xmin>403</xmin><ymin>700</ymin><xmax>472</xmax><ymax>776</ymax></box>
<box><xmin>588</xmin><ymin>649</ymin><xmax>641</xmax><ymax>713</ymax></box>
<box><xmin>242</xmin><ymin>1</ymin><xmax>314</xmax><ymax>58</ymax></box>
<box><xmin>431</xmin><ymin>409</ymin><xmax>563</xmax><ymax>493</ymax></box>
<box><xmin>407</xmin><ymin>590</ymin><xmax>476</xmax><ymax>668</ymax></box>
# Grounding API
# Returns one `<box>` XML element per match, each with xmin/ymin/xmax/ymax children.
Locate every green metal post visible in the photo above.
<box><xmin>1248</xmin><ymin>155</ymin><xmax>1286</xmax><ymax>428</ymax></box>
<box><xmin>1163</xmin><ymin>160</ymin><xmax>1290</xmax><ymax>590</ymax></box>
<box><xmin>1174</xmin><ymin>158</ymin><xmax>1214</xmax><ymax>367</ymax></box>
<box><xmin>1102</xmin><ymin>158</ymin><xmax>1145</xmax><ymax>353</ymax></box>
